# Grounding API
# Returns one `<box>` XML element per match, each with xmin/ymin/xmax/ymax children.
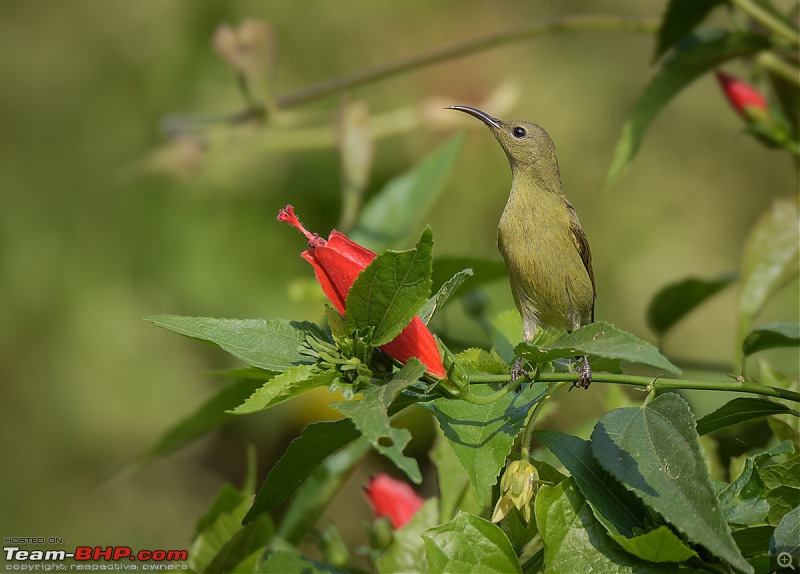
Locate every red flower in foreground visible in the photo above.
<box><xmin>278</xmin><ymin>205</ymin><xmax>446</xmax><ymax>378</ymax></box>
<box><xmin>715</xmin><ymin>72</ymin><xmax>768</xmax><ymax>118</ymax></box>
<box><xmin>364</xmin><ymin>473</ymin><xmax>424</xmax><ymax>529</ymax></box>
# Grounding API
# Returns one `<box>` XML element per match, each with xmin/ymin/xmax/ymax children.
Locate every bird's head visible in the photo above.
<box><xmin>446</xmin><ymin>106</ymin><xmax>557</xmax><ymax>172</ymax></box>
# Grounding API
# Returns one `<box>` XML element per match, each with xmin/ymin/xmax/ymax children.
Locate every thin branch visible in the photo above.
<box><xmin>276</xmin><ymin>15</ymin><xmax>659</xmax><ymax>109</ymax></box>
<box><xmin>468</xmin><ymin>372</ymin><xmax>800</xmax><ymax>403</ymax></box>
<box><xmin>730</xmin><ymin>0</ymin><xmax>800</xmax><ymax>46</ymax></box>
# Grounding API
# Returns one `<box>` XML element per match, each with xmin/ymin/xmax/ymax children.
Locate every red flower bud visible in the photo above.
<box><xmin>278</xmin><ymin>205</ymin><xmax>446</xmax><ymax>378</ymax></box>
<box><xmin>715</xmin><ymin>72</ymin><xmax>768</xmax><ymax>118</ymax></box>
<box><xmin>364</xmin><ymin>473</ymin><xmax>424</xmax><ymax>529</ymax></box>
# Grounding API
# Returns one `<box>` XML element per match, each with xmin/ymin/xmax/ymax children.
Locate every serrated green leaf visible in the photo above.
<box><xmin>423</xmin><ymin>513</ymin><xmax>522</xmax><ymax>574</ymax></box>
<box><xmin>205</xmin><ymin>514</ymin><xmax>273</xmax><ymax>574</ymax></box>
<box><xmin>591</xmin><ymin>394</ymin><xmax>752</xmax><ymax>573</ymax></box>
<box><xmin>146</xmin><ymin>315</ymin><xmax>320</xmax><ymax>371</ymax></box>
<box><xmin>696</xmin><ymin>398</ymin><xmax>800</xmax><ymax>436</ymax></box>
<box><xmin>429</xmin><ymin>383</ymin><xmax>547</xmax><ymax>503</ymax></box>
<box><xmin>535</xmin><ymin>430</ymin><xmax>649</xmax><ymax>537</ymax></box>
<box><xmin>646</xmin><ymin>273</ymin><xmax>736</xmax><ymax>338</ymax></box>
<box><xmin>243</xmin><ymin>419</ymin><xmax>360</xmax><ymax>524</ymax></box>
<box><xmin>378</xmin><ymin>498</ymin><xmax>439</xmax><ymax>574</ymax></box>
<box><xmin>742</xmin><ymin>322</ymin><xmax>800</xmax><ymax>357</ymax></box>
<box><xmin>604</xmin><ymin>525</ymin><xmax>697</xmax><ymax>564</ymax></box>
<box><xmin>346</xmin><ymin>228</ymin><xmax>433</xmax><ymax>346</ymax></box>
<box><xmin>604</xmin><ymin>31</ymin><xmax>770</xmax><ymax>187</ymax></box>
<box><xmin>535</xmin><ymin>478</ymin><xmax>676</xmax><ymax>573</ymax></box>
<box><xmin>229</xmin><ymin>365</ymin><xmax>335</xmax><ymax>415</ymax></box>
<box><xmin>738</xmin><ymin>198</ymin><xmax>800</xmax><ymax>358</ymax></box>
<box><xmin>259</xmin><ymin>550</ymin><xmax>348</xmax><ymax>573</ymax></box>
<box><xmin>654</xmin><ymin>0</ymin><xmax>725</xmax><ymax>59</ymax></box>
<box><xmin>277</xmin><ymin>437</ymin><xmax>371</xmax><ymax>544</ymax></box>
<box><xmin>139</xmin><ymin>378</ymin><xmax>264</xmax><ymax>464</ymax></box>
<box><xmin>518</xmin><ymin>321</ymin><xmax>681</xmax><ymax>374</ymax></box>
<box><xmin>419</xmin><ymin>268</ymin><xmax>473</xmax><ymax>325</ymax></box>
<box><xmin>333</xmin><ymin>359</ymin><xmax>426</xmax><ymax>482</ymax></box>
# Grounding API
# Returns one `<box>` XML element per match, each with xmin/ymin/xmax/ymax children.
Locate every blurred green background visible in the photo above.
<box><xmin>1</xmin><ymin>0</ymin><xmax>797</xmax><ymax>554</ymax></box>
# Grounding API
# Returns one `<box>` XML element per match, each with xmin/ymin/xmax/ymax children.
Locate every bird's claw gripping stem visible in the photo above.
<box><xmin>570</xmin><ymin>356</ymin><xmax>592</xmax><ymax>390</ymax></box>
<box><xmin>511</xmin><ymin>357</ymin><xmax>528</xmax><ymax>389</ymax></box>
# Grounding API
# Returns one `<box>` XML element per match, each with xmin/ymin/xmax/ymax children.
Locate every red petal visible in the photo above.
<box><xmin>716</xmin><ymin>72</ymin><xmax>767</xmax><ymax>114</ymax></box>
<box><xmin>381</xmin><ymin>317</ymin><xmax>446</xmax><ymax>378</ymax></box>
<box><xmin>364</xmin><ymin>473</ymin><xmax>424</xmax><ymax>529</ymax></box>
<box><xmin>326</xmin><ymin>230</ymin><xmax>377</xmax><ymax>267</ymax></box>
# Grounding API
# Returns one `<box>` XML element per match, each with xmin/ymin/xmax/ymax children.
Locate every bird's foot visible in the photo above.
<box><xmin>570</xmin><ymin>356</ymin><xmax>592</xmax><ymax>390</ymax></box>
<box><xmin>511</xmin><ymin>357</ymin><xmax>528</xmax><ymax>391</ymax></box>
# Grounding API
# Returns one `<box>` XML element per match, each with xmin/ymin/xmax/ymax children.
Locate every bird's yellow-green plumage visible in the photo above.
<box><xmin>448</xmin><ymin>106</ymin><xmax>595</xmax><ymax>363</ymax></box>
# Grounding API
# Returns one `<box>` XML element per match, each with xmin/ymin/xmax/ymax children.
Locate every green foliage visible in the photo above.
<box><xmin>742</xmin><ymin>321</ymin><xmax>800</xmax><ymax>357</ymax></box>
<box><xmin>146</xmin><ymin>315</ymin><xmax>319</xmax><ymax>372</ymax></box>
<box><xmin>230</xmin><ymin>365</ymin><xmax>336</xmax><ymax>415</ymax></box>
<box><xmin>346</xmin><ymin>228</ymin><xmax>433</xmax><ymax>345</ymax></box>
<box><xmin>419</xmin><ymin>268</ymin><xmax>473</xmax><ymax>325</ymax></box>
<box><xmin>422</xmin><ymin>513</ymin><xmax>522</xmax><ymax>574</ymax></box>
<box><xmin>646</xmin><ymin>273</ymin><xmax>737</xmax><ymax>338</ymax></box>
<box><xmin>654</xmin><ymin>0</ymin><xmax>725</xmax><ymax>59</ymax></box>
<box><xmin>351</xmin><ymin>135</ymin><xmax>463</xmax><ymax>251</ymax></box>
<box><xmin>334</xmin><ymin>360</ymin><xmax>427</xmax><ymax>483</ymax></box>
<box><xmin>604</xmin><ymin>31</ymin><xmax>770</xmax><ymax>186</ymax></box>
<box><xmin>696</xmin><ymin>398</ymin><xmax>800</xmax><ymax>436</ymax></box>
<box><xmin>377</xmin><ymin>499</ymin><xmax>439</xmax><ymax>574</ymax></box>
<box><xmin>518</xmin><ymin>321</ymin><xmax>680</xmax><ymax>374</ymax></box>
<box><xmin>429</xmin><ymin>383</ymin><xmax>547</xmax><ymax>503</ymax></box>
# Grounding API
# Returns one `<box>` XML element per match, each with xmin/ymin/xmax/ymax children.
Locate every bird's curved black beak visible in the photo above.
<box><xmin>446</xmin><ymin>106</ymin><xmax>500</xmax><ymax>128</ymax></box>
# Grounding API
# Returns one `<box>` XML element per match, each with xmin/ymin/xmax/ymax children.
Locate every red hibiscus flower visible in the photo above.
<box><xmin>364</xmin><ymin>473</ymin><xmax>424</xmax><ymax>529</ymax></box>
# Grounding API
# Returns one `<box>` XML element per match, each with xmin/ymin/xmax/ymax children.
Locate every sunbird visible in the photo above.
<box><xmin>448</xmin><ymin>106</ymin><xmax>595</xmax><ymax>388</ymax></box>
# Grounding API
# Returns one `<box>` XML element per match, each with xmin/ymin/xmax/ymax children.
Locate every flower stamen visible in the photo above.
<box><xmin>278</xmin><ymin>204</ymin><xmax>326</xmax><ymax>248</ymax></box>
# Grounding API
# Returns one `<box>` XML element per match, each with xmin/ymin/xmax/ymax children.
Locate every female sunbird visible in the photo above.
<box><xmin>448</xmin><ymin>106</ymin><xmax>595</xmax><ymax>388</ymax></box>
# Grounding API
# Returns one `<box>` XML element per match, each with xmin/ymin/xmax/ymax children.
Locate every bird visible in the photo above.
<box><xmin>447</xmin><ymin>106</ymin><xmax>595</xmax><ymax>389</ymax></box>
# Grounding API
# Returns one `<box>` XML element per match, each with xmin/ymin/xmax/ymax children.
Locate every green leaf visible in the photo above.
<box><xmin>377</xmin><ymin>498</ymin><xmax>440</xmax><ymax>574</ymax></box>
<box><xmin>432</xmin><ymin>256</ymin><xmax>507</xmax><ymax>295</ymax></box>
<box><xmin>243</xmin><ymin>419</ymin><xmax>360</xmax><ymax>524</ymax></box>
<box><xmin>346</xmin><ymin>228</ymin><xmax>433</xmax><ymax>346</ymax></box>
<box><xmin>140</xmin><ymin>378</ymin><xmax>264</xmax><ymax>463</ymax></box>
<box><xmin>205</xmin><ymin>514</ymin><xmax>274</xmax><ymax>574</ymax></box>
<box><xmin>229</xmin><ymin>365</ymin><xmax>336</xmax><ymax>415</ymax></box>
<box><xmin>717</xmin><ymin>442</ymin><xmax>793</xmax><ymax>527</ymax></box>
<box><xmin>591</xmin><ymin>393</ymin><xmax>752</xmax><ymax>573</ymax></box>
<box><xmin>194</xmin><ymin>484</ymin><xmax>248</xmax><ymax>541</ymax></box>
<box><xmin>770</xmin><ymin>505</ymin><xmax>800</xmax><ymax>559</ymax></box>
<box><xmin>696</xmin><ymin>398</ymin><xmax>800</xmax><ymax>436</ymax></box>
<box><xmin>535</xmin><ymin>430</ymin><xmax>649</xmax><ymax>537</ymax></box>
<box><xmin>454</xmin><ymin>348</ymin><xmax>509</xmax><ymax>377</ymax></box>
<box><xmin>351</xmin><ymin>134</ymin><xmax>463</xmax><ymax>251</ymax></box>
<box><xmin>430</xmin><ymin>427</ymin><xmax>484</xmax><ymax>522</ymax></box>
<box><xmin>603</xmin><ymin>525</ymin><xmax>697</xmax><ymax>564</ymax></box>
<box><xmin>277</xmin><ymin>437</ymin><xmax>371</xmax><ymax>544</ymax></box>
<box><xmin>419</xmin><ymin>268</ymin><xmax>473</xmax><ymax>325</ymax></box>
<box><xmin>146</xmin><ymin>315</ymin><xmax>320</xmax><ymax>371</ymax></box>
<box><xmin>518</xmin><ymin>321</ymin><xmax>681</xmax><ymax>374</ymax></box>
<box><xmin>654</xmin><ymin>0</ymin><xmax>725</xmax><ymax>59</ymax></box>
<box><xmin>190</xmin><ymin>498</ymin><xmax>252</xmax><ymax>573</ymax></box>
<box><xmin>604</xmin><ymin>31</ymin><xmax>770</xmax><ymax>187</ymax></box>
<box><xmin>742</xmin><ymin>321</ymin><xmax>800</xmax><ymax>357</ymax></box>
<box><xmin>259</xmin><ymin>550</ymin><xmax>348</xmax><ymax>573</ymax></box>
<box><xmin>422</xmin><ymin>513</ymin><xmax>522</xmax><ymax>574</ymax></box>
<box><xmin>333</xmin><ymin>359</ymin><xmax>426</xmax><ymax>482</ymax></box>
<box><xmin>491</xmin><ymin>309</ymin><xmax>524</xmax><ymax>364</ymax></box>
<box><xmin>535</xmin><ymin>478</ymin><xmax>676</xmax><ymax>573</ymax></box>
<box><xmin>738</xmin><ymin>198</ymin><xmax>800</xmax><ymax>354</ymax></box>
<box><xmin>429</xmin><ymin>383</ymin><xmax>547</xmax><ymax>503</ymax></box>
<box><xmin>646</xmin><ymin>273</ymin><xmax>736</xmax><ymax>338</ymax></box>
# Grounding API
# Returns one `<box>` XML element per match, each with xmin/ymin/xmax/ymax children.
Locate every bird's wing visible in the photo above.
<box><xmin>567</xmin><ymin>204</ymin><xmax>596</xmax><ymax>322</ymax></box>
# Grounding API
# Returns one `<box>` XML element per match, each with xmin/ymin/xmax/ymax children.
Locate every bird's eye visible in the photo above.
<box><xmin>512</xmin><ymin>126</ymin><xmax>527</xmax><ymax>139</ymax></box>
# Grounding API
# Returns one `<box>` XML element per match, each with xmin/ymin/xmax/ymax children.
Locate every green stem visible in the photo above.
<box><xmin>521</xmin><ymin>381</ymin><xmax>568</xmax><ymax>457</ymax></box>
<box><xmin>468</xmin><ymin>372</ymin><xmax>800</xmax><ymax>403</ymax></box>
<box><xmin>757</xmin><ymin>51</ymin><xmax>800</xmax><ymax>87</ymax></box>
<box><xmin>276</xmin><ymin>16</ymin><xmax>659</xmax><ymax>108</ymax></box>
<box><xmin>730</xmin><ymin>0</ymin><xmax>800</xmax><ymax>46</ymax></box>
